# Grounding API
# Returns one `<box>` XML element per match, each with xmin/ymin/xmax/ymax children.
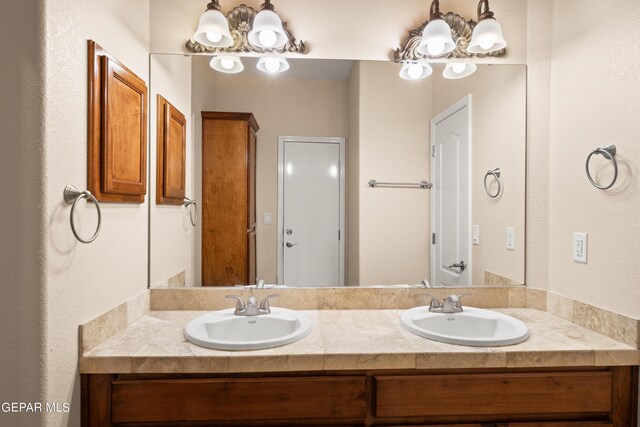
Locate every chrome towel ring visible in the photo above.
<box><xmin>586</xmin><ymin>144</ymin><xmax>618</xmax><ymax>190</ymax></box>
<box><xmin>63</xmin><ymin>185</ymin><xmax>102</xmax><ymax>244</ymax></box>
<box><xmin>483</xmin><ymin>168</ymin><xmax>502</xmax><ymax>198</ymax></box>
<box><xmin>184</xmin><ymin>197</ymin><xmax>198</xmax><ymax>227</ymax></box>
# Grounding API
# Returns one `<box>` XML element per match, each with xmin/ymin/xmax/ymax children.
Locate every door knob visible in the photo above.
<box><xmin>448</xmin><ymin>260</ymin><xmax>466</xmax><ymax>272</ymax></box>
<box><xmin>285</xmin><ymin>242</ymin><xmax>299</xmax><ymax>248</ymax></box>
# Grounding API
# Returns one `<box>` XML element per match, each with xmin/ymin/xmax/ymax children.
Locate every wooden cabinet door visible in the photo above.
<box><xmin>156</xmin><ymin>95</ymin><xmax>186</xmax><ymax>204</ymax></box>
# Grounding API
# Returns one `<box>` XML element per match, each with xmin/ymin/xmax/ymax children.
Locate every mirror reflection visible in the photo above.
<box><xmin>149</xmin><ymin>55</ymin><xmax>525</xmax><ymax>289</ymax></box>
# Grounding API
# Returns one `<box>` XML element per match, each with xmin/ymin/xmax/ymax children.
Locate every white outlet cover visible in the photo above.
<box><xmin>573</xmin><ymin>232</ymin><xmax>588</xmax><ymax>263</ymax></box>
<box><xmin>263</xmin><ymin>212</ymin><xmax>272</xmax><ymax>225</ymax></box>
<box><xmin>506</xmin><ymin>227</ymin><xmax>515</xmax><ymax>250</ymax></box>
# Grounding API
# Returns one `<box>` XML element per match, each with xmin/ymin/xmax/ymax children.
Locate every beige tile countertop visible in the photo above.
<box><xmin>80</xmin><ymin>309</ymin><xmax>640</xmax><ymax>374</ymax></box>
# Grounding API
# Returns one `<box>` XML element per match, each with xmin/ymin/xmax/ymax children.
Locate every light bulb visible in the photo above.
<box><xmin>452</xmin><ymin>63</ymin><xmax>466</xmax><ymax>74</ymax></box>
<box><xmin>427</xmin><ymin>41</ymin><xmax>445</xmax><ymax>56</ymax></box>
<box><xmin>258</xmin><ymin>30</ymin><xmax>277</xmax><ymax>48</ymax></box>
<box><xmin>265</xmin><ymin>59</ymin><xmax>280</xmax><ymax>73</ymax></box>
<box><xmin>407</xmin><ymin>65</ymin><xmax>424</xmax><ymax>79</ymax></box>
<box><xmin>220</xmin><ymin>58</ymin><xmax>235</xmax><ymax>70</ymax></box>
<box><xmin>205</xmin><ymin>31</ymin><xmax>222</xmax><ymax>43</ymax></box>
<box><xmin>480</xmin><ymin>39</ymin><xmax>494</xmax><ymax>50</ymax></box>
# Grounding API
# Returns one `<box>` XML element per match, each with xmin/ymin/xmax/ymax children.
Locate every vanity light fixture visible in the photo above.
<box><xmin>257</xmin><ymin>57</ymin><xmax>290</xmax><ymax>74</ymax></box>
<box><xmin>443</xmin><ymin>62</ymin><xmax>477</xmax><ymax>79</ymax></box>
<box><xmin>417</xmin><ymin>0</ymin><xmax>456</xmax><ymax>57</ymax></box>
<box><xmin>399</xmin><ymin>61</ymin><xmax>433</xmax><ymax>80</ymax></box>
<box><xmin>193</xmin><ymin>0</ymin><xmax>233</xmax><ymax>48</ymax></box>
<box><xmin>210</xmin><ymin>56</ymin><xmax>244</xmax><ymax>73</ymax></box>
<box><xmin>468</xmin><ymin>0</ymin><xmax>507</xmax><ymax>54</ymax></box>
<box><xmin>248</xmin><ymin>0</ymin><xmax>288</xmax><ymax>50</ymax></box>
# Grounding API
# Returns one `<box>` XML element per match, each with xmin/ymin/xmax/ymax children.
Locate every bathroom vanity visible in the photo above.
<box><xmin>80</xmin><ymin>306</ymin><xmax>639</xmax><ymax>426</ymax></box>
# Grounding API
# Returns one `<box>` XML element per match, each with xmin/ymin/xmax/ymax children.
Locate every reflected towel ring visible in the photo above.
<box><xmin>585</xmin><ymin>144</ymin><xmax>618</xmax><ymax>190</ymax></box>
<box><xmin>184</xmin><ymin>198</ymin><xmax>198</xmax><ymax>227</ymax></box>
<box><xmin>483</xmin><ymin>168</ymin><xmax>502</xmax><ymax>198</ymax></box>
<box><xmin>63</xmin><ymin>185</ymin><xmax>102</xmax><ymax>244</ymax></box>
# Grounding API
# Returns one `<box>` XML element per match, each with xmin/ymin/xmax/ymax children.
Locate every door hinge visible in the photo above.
<box><xmin>432</xmin><ymin>146</ymin><xmax>437</xmax><ymax>158</ymax></box>
<box><xmin>432</xmin><ymin>233</ymin><xmax>436</xmax><ymax>244</ymax></box>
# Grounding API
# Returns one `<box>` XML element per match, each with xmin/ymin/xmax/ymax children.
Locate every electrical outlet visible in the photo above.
<box><xmin>472</xmin><ymin>225</ymin><xmax>480</xmax><ymax>245</ymax></box>
<box><xmin>573</xmin><ymin>232</ymin><xmax>588</xmax><ymax>263</ymax></box>
<box><xmin>263</xmin><ymin>212</ymin><xmax>272</xmax><ymax>225</ymax></box>
<box><xmin>506</xmin><ymin>227</ymin><xmax>515</xmax><ymax>250</ymax></box>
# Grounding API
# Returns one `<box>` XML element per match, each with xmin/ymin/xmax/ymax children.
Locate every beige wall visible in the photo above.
<box><xmin>150</xmin><ymin>0</ymin><xmax>527</xmax><ymax>64</ymax></box>
<box><xmin>347</xmin><ymin>63</ymin><xmax>361</xmax><ymax>286</ymax></box>
<box><xmin>42</xmin><ymin>1</ymin><xmax>151</xmax><ymax>426</ymax></box>
<box><xmin>542</xmin><ymin>0</ymin><xmax>640</xmax><ymax>318</ymax></box>
<box><xmin>357</xmin><ymin>61</ymin><xmax>432</xmax><ymax>286</ymax></box>
<box><xmin>191</xmin><ymin>57</ymin><xmax>348</xmax><ymax>283</ymax></box>
<box><xmin>149</xmin><ymin>55</ymin><xmax>194</xmax><ymax>287</ymax></box>
<box><xmin>0</xmin><ymin>0</ymin><xmax>46</xmax><ymax>425</ymax></box>
<box><xmin>433</xmin><ymin>66</ymin><xmax>526</xmax><ymax>285</ymax></box>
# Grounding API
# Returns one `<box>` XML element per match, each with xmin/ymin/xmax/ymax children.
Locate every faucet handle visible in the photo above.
<box><xmin>446</xmin><ymin>293</ymin><xmax>470</xmax><ymax>310</ymax></box>
<box><xmin>425</xmin><ymin>294</ymin><xmax>441</xmax><ymax>309</ymax></box>
<box><xmin>225</xmin><ymin>295</ymin><xmax>246</xmax><ymax>314</ymax></box>
<box><xmin>455</xmin><ymin>293</ymin><xmax>471</xmax><ymax>307</ymax></box>
<box><xmin>259</xmin><ymin>294</ymin><xmax>280</xmax><ymax>313</ymax></box>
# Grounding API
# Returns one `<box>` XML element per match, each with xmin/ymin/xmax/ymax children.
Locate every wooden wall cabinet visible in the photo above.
<box><xmin>201</xmin><ymin>112</ymin><xmax>259</xmax><ymax>286</ymax></box>
<box><xmin>88</xmin><ymin>40</ymin><xmax>147</xmax><ymax>203</ymax></box>
<box><xmin>156</xmin><ymin>95</ymin><xmax>186</xmax><ymax>205</ymax></box>
<box><xmin>81</xmin><ymin>366</ymin><xmax>638</xmax><ymax>426</ymax></box>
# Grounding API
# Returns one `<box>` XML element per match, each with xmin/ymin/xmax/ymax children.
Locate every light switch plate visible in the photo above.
<box><xmin>263</xmin><ymin>212</ymin><xmax>272</xmax><ymax>225</ymax></box>
<box><xmin>506</xmin><ymin>227</ymin><xmax>515</xmax><ymax>250</ymax></box>
<box><xmin>573</xmin><ymin>232</ymin><xmax>588</xmax><ymax>263</ymax></box>
<box><xmin>472</xmin><ymin>225</ymin><xmax>480</xmax><ymax>245</ymax></box>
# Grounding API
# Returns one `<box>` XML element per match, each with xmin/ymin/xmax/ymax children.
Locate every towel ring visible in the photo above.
<box><xmin>63</xmin><ymin>185</ymin><xmax>102</xmax><ymax>244</ymax></box>
<box><xmin>483</xmin><ymin>168</ymin><xmax>502</xmax><ymax>198</ymax></box>
<box><xmin>586</xmin><ymin>144</ymin><xmax>618</xmax><ymax>190</ymax></box>
<box><xmin>184</xmin><ymin>198</ymin><xmax>198</xmax><ymax>227</ymax></box>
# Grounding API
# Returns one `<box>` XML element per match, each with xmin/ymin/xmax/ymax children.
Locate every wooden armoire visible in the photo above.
<box><xmin>201</xmin><ymin>112</ymin><xmax>259</xmax><ymax>286</ymax></box>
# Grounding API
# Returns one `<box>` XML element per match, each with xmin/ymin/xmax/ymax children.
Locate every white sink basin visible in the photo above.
<box><xmin>401</xmin><ymin>306</ymin><xmax>529</xmax><ymax>347</ymax></box>
<box><xmin>185</xmin><ymin>308</ymin><xmax>312</xmax><ymax>351</ymax></box>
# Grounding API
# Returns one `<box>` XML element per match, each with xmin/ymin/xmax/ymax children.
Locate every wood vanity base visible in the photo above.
<box><xmin>82</xmin><ymin>366</ymin><xmax>638</xmax><ymax>426</ymax></box>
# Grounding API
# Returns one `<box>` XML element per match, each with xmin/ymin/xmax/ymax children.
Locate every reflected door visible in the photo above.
<box><xmin>431</xmin><ymin>96</ymin><xmax>471</xmax><ymax>286</ymax></box>
<box><xmin>279</xmin><ymin>138</ymin><xmax>344</xmax><ymax>287</ymax></box>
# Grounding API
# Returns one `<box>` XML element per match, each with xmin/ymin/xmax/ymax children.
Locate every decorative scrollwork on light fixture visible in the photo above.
<box><xmin>393</xmin><ymin>11</ymin><xmax>506</xmax><ymax>62</ymax></box>
<box><xmin>186</xmin><ymin>4</ymin><xmax>306</xmax><ymax>54</ymax></box>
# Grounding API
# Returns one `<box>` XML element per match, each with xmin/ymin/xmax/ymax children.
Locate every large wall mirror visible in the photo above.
<box><xmin>148</xmin><ymin>54</ymin><xmax>525</xmax><ymax>289</ymax></box>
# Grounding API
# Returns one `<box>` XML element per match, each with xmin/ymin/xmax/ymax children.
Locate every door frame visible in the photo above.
<box><xmin>430</xmin><ymin>95</ymin><xmax>473</xmax><ymax>286</ymax></box>
<box><xmin>277</xmin><ymin>136</ymin><xmax>346</xmax><ymax>286</ymax></box>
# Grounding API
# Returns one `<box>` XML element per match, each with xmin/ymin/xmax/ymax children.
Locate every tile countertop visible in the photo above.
<box><xmin>80</xmin><ymin>309</ymin><xmax>640</xmax><ymax>374</ymax></box>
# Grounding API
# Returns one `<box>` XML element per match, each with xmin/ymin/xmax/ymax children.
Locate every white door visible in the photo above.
<box><xmin>278</xmin><ymin>137</ymin><xmax>345</xmax><ymax>287</ymax></box>
<box><xmin>431</xmin><ymin>96</ymin><xmax>472</xmax><ymax>286</ymax></box>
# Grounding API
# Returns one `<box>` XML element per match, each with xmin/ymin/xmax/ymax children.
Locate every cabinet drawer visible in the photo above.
<box><xmin>112</xmin><ymin>376</ymin><xmax>367</xmax><ymax>423</ymax></box>
<box><xmin>374</xmin><ymin>371</ymin><xmax>612</xmax><ymax>418</ymax></box>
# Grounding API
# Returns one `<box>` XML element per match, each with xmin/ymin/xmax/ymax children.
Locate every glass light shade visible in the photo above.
<box><xmin>399</xmin><ymin>62</ymin><xmax>433</xmax><ymax>80</ymax></box>
<box><xmin>193</xmin><ymin>8</ymin><xmax>233</xmax><ymax>48</ymax></box>
<box><xmin>257</xmin><ymin>57</ymin><xmax>290</xmax><ymax>74</ymax></box>
<box><xmin>210</xmin><ymin>56</ymin><xmax>244</xmax><ymax>73</ymax></box>
<box><xmin>443</xmin><ymin>62</ymin><xmax>477</xmax><ymax>79</ymax></box>
<box><xmin>417</xmin><ymin>19</ymin><xmax>455</xmax><ymax>56</ymax></box>
<box><xmin>248</xmin><ymin>9</ymin><xmax>288</xmax><ymax>49</ymax></box>
<box><xmin>468</xmin><ymin>18</ymin><xmax>507</xmax><ymax>54</ymax></box>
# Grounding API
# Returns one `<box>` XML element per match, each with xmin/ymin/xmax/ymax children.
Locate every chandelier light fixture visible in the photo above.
<box><xmin>193</xmin><ymin>0</ymin><xmax>233</xmax><ymax>48</ymax></box>
<box><xmin>443</xmin><ymin>62</ymin><xmax>477</xmax><ymax>79</ymax></box>
<box><xmin>248</xmin><ymin>0</ymin><xmax>288</xmax><ymax>50</ymax></box>
<box><xmin>399</xmin><ymin>61</ymin><xmax>433</xmax><ymax>80</ymax></box>
<box><xmin>468</xmin><ymin>0</ymin><xmax>507</xmax><ymax>54</ymax></box>
<box><xmin>416</xmin><ymin>0</ymin><xmax>456</xmax><ymax>57</ymax></box>
<box><xmin>257</xmin><ymin>57</ymin><xmax>290</xmax><ymax>74</ymax></box>
<box><xmin>210</xmin><ymin>56</ymin><xmax>244</xmax><ymax>73</ymax></box>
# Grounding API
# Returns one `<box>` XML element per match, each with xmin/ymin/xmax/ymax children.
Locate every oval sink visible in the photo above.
<box><xmin>401</xmin><ymin>306</ymin><xmax>529</xmax><ymax>347</ymax></box>
<box><xmin>184</xmin><ymin>308</ymin><xmax>312</xmax><ymax>351</ymax></box>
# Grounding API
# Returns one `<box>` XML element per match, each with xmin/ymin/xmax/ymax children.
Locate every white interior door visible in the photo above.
<box><xmin>278</xmin><ymin>137</ymin><xmax>345</xmax><ymax>287</ymax></box>
<box><xmin>431</xmin><ymin>96</ymin><xmax>472</xmax><ymax>286</ymax></box>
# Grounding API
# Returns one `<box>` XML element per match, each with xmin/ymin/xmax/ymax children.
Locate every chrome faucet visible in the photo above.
<box><xmin>257</xmin><ymin>279</ymin><xmax>265</xmax><ymax>289</ymax></box>
<box><xmin>426</xmin><ymin>293</ymin><xmax>470</xmax><ymax>313</ymax></box>
<box><xmin>226</xmin><ymin>294</ymin><xmax>279</xmax><ymax>316</ymax></box>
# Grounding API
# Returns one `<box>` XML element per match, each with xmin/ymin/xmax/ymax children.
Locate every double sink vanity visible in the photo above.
<box><xmin>80</xmin><ymin>287</ymin><xmax>639</xmax><ymax>426</ymax></box>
